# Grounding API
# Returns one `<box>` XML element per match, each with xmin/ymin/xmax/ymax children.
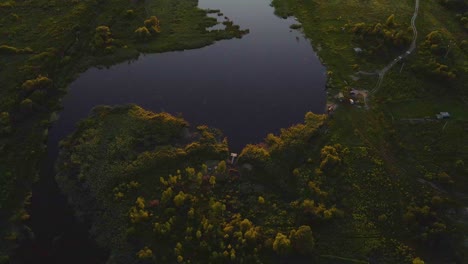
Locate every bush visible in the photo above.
<box><xmin>0</xmin><ymin>45</ymin><xmax>32</xmax><ymax>54</ymax></box>
<box><xmin>135</xmin><ymin>27</ymin><xmax>151</xmax><ymax>40</ymax></box>
<box><xmin>20</xmin><ymin>99</ymin><xmax>33</xmax><ymax>112</ymax></box>
<box><xmin>0</xmin><ymin>45</ymin><xmax>18</xmax><ymax>54</ymax></box>
<box><xmin>21</xmin><ymin>75</ymin><xmax>53</xmax><ymax>92</ymax></box>
<box><xmin>289</xmin><ymin>225</ymin><xmax>314</xmax><ymax>255</ymax></box>
<box><xmin>273</xmin><ymin>232</ymin><xmax>291</xmax><ymax>255</ymax></box>
<box><xmin>0</xmin><ymin>112</ymin><xmax>12</xmax><ymax>134</ymax></box>
<box><xmin>125</xmin><ymin>9</ymin><xmax>135</xmax><ymax>18</ymax></box>
<box><xmin>289</xmin><ymin>24</ymin><xmax>302</xmax><ymax>29</ymax></box>
<box><xmin>144</xmin><ymin>16</ymin><xmax>161</xmax><ymax>33</ymax></box>
<box><xmin>92</xmin><ymin>26</ymin><xmax>113</xmax><ymax>49</ymax></box>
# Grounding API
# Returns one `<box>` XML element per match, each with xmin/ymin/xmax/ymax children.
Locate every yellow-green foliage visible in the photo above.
<box><xmin>239</xmin><ymin>144</ymin><xmax>270</xmax><ymax>163</ymax></box>
<box><xmin>258</xmin><ymin>196</ymin><xmax>265</xmax><ymax>204</ymax></box>
<box><xmin>0</xmin><ymin>45</ymin><xmax>33</xmax><ymax>54</ymax></box>
<box><xmin>0</xmin><ymin>112</ymin><xmax>11</xmax><ymax>134</ymax></box>
<box><xmin>173</xmin><ymin>191</ymin><xmax>186</xmax><ymax>207</ymax></box>
<box><xmin>272</xmin><ymin>232</ymin><xmax>291</xmax><ymax>255</ymax></box>
<box><xmin>92</xmin><ymin>26</ymin><xmax>114</xmax><ymax>49</ymax></box>
<box><xmin>209</xmin><ymin>175</ymin><xmax>216</xmax><ymax>187</ymax></box>
<box><xmin>136</xmin><ymin>246</ymin><xmax>153</xmax><ymax>259</ymax></box>
<box><xmin>144</xmin><ymin>16</ymin><xmax>161</xmax><ymax>33</ymax></box>
<box><xmin>129</xmin><ymin>197</ymin><xmax>151</xmax><ymax>223</ymax></box>
<box><xmin>289</xmin><ymin>225</ymin><xmax>314</xmax><ymax>255</ymax></box>
<box><xmin>21</xmin><ymin>75</ymin><xmax>52</xmax><ymax>92</ymax></box>
<box><xmin>135</xmin><ymin>27</ymin><xmax>151</xmax><ymax>40</ymax></box>
<box><xmin>216</xmin><ymin>160</ymin><xmax>226</xmax><ymax>174</ymax></box>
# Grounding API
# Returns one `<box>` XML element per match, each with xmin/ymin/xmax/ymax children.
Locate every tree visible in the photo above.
<box><xmin>144</xmin><ymin>16</ymin><xmax>161</xmax><ymax>33</ymax></box>
<box><xmin>258</xmin><ymin>196</ymin><xmax>265</xmax><ymax>204</ymax></box>
<box><xmin>240</xmin><ymin>218</ymin><xmax>253</xmax><ymax>232</ymax></box>
<box><xmin>386</xmin><ymin>14</ymin><xmax>396</xmax><ymax>27</ymax></box>
<box><xmin>216</xmin><ymin>160</ymin><xmax>227</xmax><ymax>174</ymax></box>
<box><xmin>135</xmin><ymin>27</ymin><xmax>151</xmax><ymax>41</ymax></box>
<box><xmin>239</xmin><ymin>144</ymin><xmax>270</xmax><ymax>164</ymax></box>
<box><xmin>93</xmin><ymin>26</ymin><xmax>113</xmax><ymax>48</ymax></box>
<box><xmin>20</xmin><ymin>99</ymin><xmax>33</xmax><ymax>113</ymax></box>
<box><xmin>0</xmin><ymin>112</ymin><xmax>11</xmax><ymax>134</ymax></box>
<box><xmin>319</xmin><ymin>145</ymin><xmax>342</xmax><ymax>170</ymax></box>
<box><xmin>273</xmin><ymin>232</ymin><xmax>291</xmax><ymax>255</ymax></box>
<box><xmin>211</xmin><ymin>201</ymin><xmax>225</xmax><ymax>215</ymax></box>
<box><xmin>209</xmin><ymin>175</ymin><xmax>216</xmax><ymax>187</ymax></box>
<box><xmin>173</xmin><ymin>191</ymin><xmax>186</xmax><ymax>207</ymax></box>
<box><xmin>21</xmin><ymin>75</ymin><xmax>52</xmax><ymax>92</ymax></box>
<box><xmin>289</xmin><ymin>225</ymin><xmax>315</xmax><ymax>255</ymax></box>
<box><xmin>136</xmin><ymin>246</ymin><xmax>153</xmax><ymax>259</ymax></box>
<box><xmin>161</xmin><ymin>187</ymin><xmax>173</xmax><ymax>204</ymax></box>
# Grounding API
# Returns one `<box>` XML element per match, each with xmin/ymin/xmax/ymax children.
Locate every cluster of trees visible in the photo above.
<box><xmin>0</xmin><ymin>45</ymin><xmax>33</xmax><ymax>55</ymax></box>
<box><xmin>239</xmin><ymin>112</ymin><xmax>326</xmax><ymax>187</ymax></box>
<box><xmin>13</xmin><ymin>75</ymin><xmax>54</xmax><ymax>114</ymax></box>
<box><xmin>91</xmin><ymin>26</ymin><xmax>115</xmax><ymax>54</ymax></box>
<box><xmin>349</xmin><ymin>14</ymin><xmax>412</xmax><ymax>55</ymax></box>
<box><xmin>135</xmin><ymin>16</ymin><xmax>161</xmax><ymax>41</ymax></box>
<box><xmin>403</xmin><ymin>203</ymin><xmax>452</xmax><ymax>246</ymax></box>
<box><xmin>127</xmin><ymin>167</ymin><xmax>317</xmax><ymax>263</ymax></box>
<box><xmin>415</xmin><ymin>30</ymin><xmax>457</xmax><ymax>80</ymax></box>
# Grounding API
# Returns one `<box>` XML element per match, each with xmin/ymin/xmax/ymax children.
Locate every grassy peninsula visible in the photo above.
<box><xmin>55</xmin><ymin>102</ymin><xmax>465</xmax><ymax>262</ymax></box>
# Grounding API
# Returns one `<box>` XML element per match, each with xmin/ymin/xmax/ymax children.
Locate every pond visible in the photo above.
<box><xmin>23</xmin><ymin>0</ymin><xmax>326</xmax><ymax>262</ymax></box>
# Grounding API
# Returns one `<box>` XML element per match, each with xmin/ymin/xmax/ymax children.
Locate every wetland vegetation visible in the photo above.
<box><xmin>0</xmin><ymin>0</ymin><xmax>466</xmax><ymax>263</ymax></box>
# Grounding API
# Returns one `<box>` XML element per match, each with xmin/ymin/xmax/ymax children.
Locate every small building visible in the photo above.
<box><xmin>230</xmin><ymin>153</ymin><xmax>238</xmax><ymax>164</ymax></box>
<box><xmin>354</xmin><ymin>47</ymin><xmax>363</xmax><ymax>53</ymax></box>
<box><xmin>349</xmin><ymin>89</ymin><xmax>358</xmax><ymax>96</ymax></box>
<box><xmin>436</xmin><ymin>112</ymin><xmax>450</xmax><ymax>119</ymax></box>
<box><xmin>335</xmin><ymin>92</ymin><xmax>344</xmax><ymax>102</ymax></box>
<box><xmin>440</xmin><ymin>112</ymin><xmax>450</xmax><ymax>118</ymax></box>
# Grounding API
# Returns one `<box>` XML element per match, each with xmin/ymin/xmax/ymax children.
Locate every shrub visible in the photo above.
<box><xmin>137</xmin><ymin>246</ymin><xmax>153</xmax><ymax>259</ymax></box>
<box><xmin>125</xmin><ymin>9</ymin><xmax>135</xmax><ymax>18</ymax></box>
<box><xmin>0</xmin><ymin>112</ymin><xmax>12</xmax><ymax>134</ymax></box>
<box><xmin>135</xmin><ymin>27</ymin><xmax>151</xmax><ymax>40</ymax></box>
<box><xmin>0</xmin><ymin>45</ymin><xmax>18</xmax><ymax>54</ymax></box>
<box><xmin>289</xmin><ymin>24</ymin><xmax>302</xmax><ymax>29</ymax></box>
<box><xmin>258</xmin><ymin>196</ymin><xmax>265</xmax><ymax>204</ymax></box>
<box><xmin>272</xmin><ymin>232</ymin><xmax>291</xmax><ymax>255</ymax></box>
<box><xmin>144</xmin><ymin>16</ymin><xmax>161</xmax><ymax>33</ymax></box>
<box><xmin>21</xmin><ymin>75</ymin><xmax>53</xmax><ymax>92</ymax></box>
<box><xmin>289</xmin><ymin>225</ymin><xmax>314</xmax><ymax>255</ymax></box>
<box><xmin>92</xmin><ymin>26</ymin><xmax>113</xmax><ymax>49</ymax></box>
<box><xmin>20</xmin><ymin>99</ymin><xmax>33</xmax><ymax>112</ymax></box>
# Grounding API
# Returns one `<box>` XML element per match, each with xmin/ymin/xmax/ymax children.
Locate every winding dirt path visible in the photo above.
<box><xmin>359</xmin><ymin>0</ymin><xmax>420</xmax><ymax>95</ymax></box>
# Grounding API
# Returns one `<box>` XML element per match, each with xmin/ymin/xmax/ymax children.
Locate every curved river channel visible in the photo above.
<box><xmin>20</xmin><ymin>0</ymin><xmax>326</xmax><ymax>262</ymax></box>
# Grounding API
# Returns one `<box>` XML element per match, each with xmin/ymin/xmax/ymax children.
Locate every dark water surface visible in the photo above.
<box><xmin>22</xmin><ymin>0</ymin><xmax>326</xmax><ymax>262</ymax></box>
<box><xmin>50</xmin><ymin>0</ymin><xmax>325</xmax><ymax>153</ymax></box>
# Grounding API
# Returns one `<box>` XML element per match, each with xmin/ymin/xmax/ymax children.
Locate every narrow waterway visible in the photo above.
<box><xmin>20</xmin><ymin>0</ymin><xmax>326</xmax><ymax>262</ymax></box>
